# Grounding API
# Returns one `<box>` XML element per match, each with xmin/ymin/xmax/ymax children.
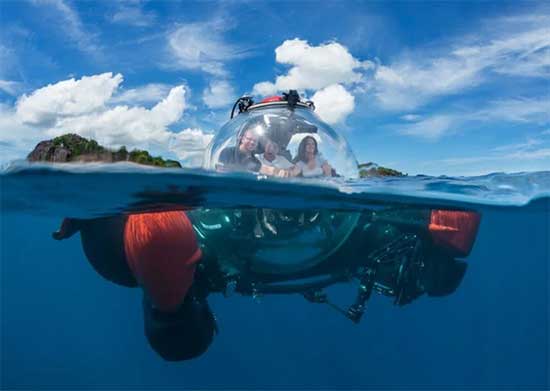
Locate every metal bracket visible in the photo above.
<box><xmin>346</xmin><ymin>268</ymin><xmax>377</xmax><ymax>323</ymax></box>
<box><xmin>304</xmin><ymin>233</ymin><xmax>423</xmax><ymax>324</ymax></box>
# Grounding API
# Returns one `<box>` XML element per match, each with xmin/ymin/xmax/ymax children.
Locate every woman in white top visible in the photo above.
<box><xmin>291</xmin><ymin>136</ymin><xmax>332</xmax><ymax>178</ymax></box>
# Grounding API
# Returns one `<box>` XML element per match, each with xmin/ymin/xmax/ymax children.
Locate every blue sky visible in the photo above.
<box><xmin>1</xmin><ymin>0</ymin><xmax>549</xmax><ymax>176</ymax></box>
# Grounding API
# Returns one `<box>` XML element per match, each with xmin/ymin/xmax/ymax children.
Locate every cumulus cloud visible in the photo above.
<box><xmin>1</xmin><ymin>73</ymin><xmax>215</xmax><ymax>166</ymax></box>
<box><xmin>0</xmin><ymin>104</ymin><xmax>44</xmax><ymax>164</ymax></box>
<box><xmin>111</xmin><ymin>83</ymin><xmax>172</xmax><ymax>105</ymax></box>
<box><xmin>16</xmin><ymin>73</ymin><xmax>123</xmax><ymax>126</ymax></box>
<box><xmin>167</xmin><ymin>18</ymin><xmax>252</xmax><ymax>76</ymax></box>
<box><xmin>202</xmin><ymin>80</ymin><xmax>236</xmax><ymax>109</ymax></box>
<box><xmin>311</xmin><ymin>84</ymin><xmax>355</xmax><ymax>124</ymax></box>
<box><xmin>253</xmin><ymin>39</ymin><xmax>371</xmax><ymax>95</ymax></box>
<box><xmin>47</xmin><ymin>85</ymin><xmax>186</xmax><ymax>151</ymax></box>
<box><xmin>373</xmin><ymin>13</ymin><xmax>550</xmax><ymax>110</ymax></box>
<box><xmin>169</xmin><ymin>128</ymin><xmax>214</xmax><ymax>167</ymax></box>
<box><xmin>253</xmin><ymin>39</ymin><xmax>369</xmax><ymax>123</ymax></box>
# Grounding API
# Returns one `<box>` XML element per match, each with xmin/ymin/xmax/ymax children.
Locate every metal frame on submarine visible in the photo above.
<box><xmin>53</xmin><ymin>91</ymin><xmax>481</xmax><ymax>362</ymax></box>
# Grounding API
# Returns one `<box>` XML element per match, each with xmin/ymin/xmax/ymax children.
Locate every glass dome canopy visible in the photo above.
<box><xmin>203</xmin><ymin>100</ymin><xmax>359</xmax><ymax>179</ymax></box>
<box><xmin>194</xmin><ymin>94</ymin><xmax>361</xmax><ymax>277</ymax></box>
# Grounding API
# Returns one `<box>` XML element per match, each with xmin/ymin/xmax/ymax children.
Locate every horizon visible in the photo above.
<box><xmin>1</xmin><ymin>1</ymin><xmax>549</xmax><ymax>176</ymax></box>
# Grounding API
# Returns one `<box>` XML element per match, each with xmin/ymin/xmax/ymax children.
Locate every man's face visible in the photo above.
<box><xmin>241</xmin><ymin>130</ymin><xmax>258</xmax><ymax>153</ymax></box>
<box><xmin>264</xmin><ymin>140</ymin><xmax>279</xmax><ymax>160</ymax></box>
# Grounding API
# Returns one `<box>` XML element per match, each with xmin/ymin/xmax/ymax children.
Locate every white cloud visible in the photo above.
<box><xmin>0</xmin><ymin>80</ymin><xmax>21</xmax><ymax>96</ymax></box>
<box><xmin>488</xmin><ymin>135</ymin><xmax>550</xmax><ymax>161</ymax></box>
<box><xmin>202</xmin><ymin>80</ymin><xmax>236</xmax><ymax>109</ymax></box>
<box><xmin>509</xmin><ymin>147</ymin><xmax>550</xmax><ymax>159</ymax></box>
<box><xmin>16</xmin><ymin>73</ymin><xmax>123</xmax><ymax>126</ymax></box>
<box><xmin>495</xmin><ymin>46</ymin><xmax>550</xmax><ymax>78</ymax></box>
<box><xmin>489</xmin><ymin>25</ymin><xmax>550</xmax><ymax>78</ymax></box>
<box><xmin>252</xmin><ymin>39</ymin><xmax>370</xmax><ymax>95</ymax></box>
<box><xmin>167</xmin><ymin>18</ymin><xmax>252</xmax><ymax>76</ymax></box>
<box><xmin>110</xmin><ymin>1</ymin><xmax>156</xmax><ymax>27</ymax></box>
<box><xmin>416</xmin><ymin>135</ymin><xmax>550</xmax><ymax>176</ymax></box>
<box><xmin>111</xmin><ymin>83</ymin><xmax>172</xmax><ymax>105</ymax></box>
<box><xmin>374</xmin><ymin>58</ymin><xmax>486</xmax><ymax>111</ymax></box>
<box><xmin>373</xmin><ymin>14</ymin><xmax>550</xmax><ymax>110</ymax></box>
<box><xmin>436</xmin><ymin>147</ymin><xmax>550</xmax><ymax>167</ymax></box>
<box><xmin>398</xmin><ymin>115</ymin><xmax>455</xmax><ymax>140</ymax></box>
<box><xmin>492</xmin><ymin>138</ymin><xmax>543</xmax><ymax>152</ymax></box>
<box><xmin>1</xmin><ymin>73</ymin><xmax>217</xmax><ymax>167</ymax></box>
<box><xmin>32</xmin><ymin>0</ymin><xmax>102</xmax><ymax>58</ymax></box>
<box><xmin>472</xmin><ymin>97</ymin><xmax>550</xmax><ymax>124</ymax></box>
<box><xmin>311</xmin><ymin>84</ymin><xmax>355</xmax><ymax>124</ymax></box>
<box><xmin>47</xmin><ymin>86</ymin><xmax>186</xmax><ymax>151</ymax></box>
<box><xmin>252</xmin><ymin>39</ymin><xmax>371</xmax><ymax>125</ymax></box>
<box><xmin>252</xmin><ymin>82</ymin><xmax>278</xmax><ymax>97</ymax></box>
<box><xmin>169</xmin><ymin>128</ymin><xmax>214</xmax><ymax>167</ymax></box>
<box><xmin>394</xmin><ymin>96</ymin><xmax>549</xmax><ymax>140</ymax></box>
<box><xmin>401</xmin><ymin>114</ymin><xmax>421</xmax><ymax>122</ymax></box>
<box><xmin>0</xmin><ymin>104</ymin><xmax>44</xmax><ymax>164</ymax></box>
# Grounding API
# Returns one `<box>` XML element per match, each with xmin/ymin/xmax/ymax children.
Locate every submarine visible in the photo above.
<box><xmin>53</xmin><ymin>90</ymin><xmax>481</xmax><ymax>361</ymax></box>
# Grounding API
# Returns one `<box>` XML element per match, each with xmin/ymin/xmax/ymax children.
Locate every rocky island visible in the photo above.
<box><xmin>358</xmin><ymin>162</ymin><xmax>405</xmax><ymax>177</ymax></box>
<box><xmin>27</xmin><ymin>133</ymin><xmax>181</xmax><ymax>168</ymax></box>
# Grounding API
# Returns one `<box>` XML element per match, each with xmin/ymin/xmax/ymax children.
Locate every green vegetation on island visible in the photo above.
<box><xmin>358</xmin><ymin>162</ymin><xmax>405</xmax><ymax>177</ymax></box>
<box><xmin>27</xmin><ymin>133</ymin><xmax>181</xmax><ymax>168</ymax></box>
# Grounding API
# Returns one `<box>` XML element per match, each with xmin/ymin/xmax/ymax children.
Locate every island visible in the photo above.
<box><xmin>27</xmin><ymin>133</ymin><xmax>181</xmax><ymax>168</ymax></box>
<box><xmin>358</xmin><ymin>162</ymin><xmax>405</xmax><ymax>177</ymax></box>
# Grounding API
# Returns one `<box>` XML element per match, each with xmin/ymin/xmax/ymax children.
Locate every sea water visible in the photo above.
<box><xmin>1</xmin><ymin>163</ymin><xmax>549</xmax><ymax>389</ymax></box>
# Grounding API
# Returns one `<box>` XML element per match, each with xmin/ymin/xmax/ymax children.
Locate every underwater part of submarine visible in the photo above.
<box><xmin>53</xmin><ymin>90</ymin><xmax>482</xmax><ymax>361</ymax></box>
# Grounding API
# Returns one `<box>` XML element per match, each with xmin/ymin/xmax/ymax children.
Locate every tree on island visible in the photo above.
<box><xmin>27</xmin><ymin>133</ymin><xmax>181</xmax><ymax>168</ymax></box>
<box><xmin>358</xmin><ymin>162</ymin><xmax>405</xmax><ymax>177</ymax></box>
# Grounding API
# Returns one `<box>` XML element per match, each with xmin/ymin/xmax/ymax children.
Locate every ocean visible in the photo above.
<box><xmin>1</xmin><ymin>163</ymin><xmax>549</xmax><ymax>389</ymax></box>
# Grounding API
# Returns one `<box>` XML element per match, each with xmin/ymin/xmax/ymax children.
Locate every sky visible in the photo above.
<box><xmin>0</xmin><ymin>0</ymin><xmax>549</xmax><ymax>176</ymax></box>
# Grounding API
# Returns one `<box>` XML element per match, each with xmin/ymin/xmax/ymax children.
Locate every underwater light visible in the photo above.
<box><xmin>429</xmin><ymin>210</ymin><xmax>481</xmax><ymax>257</ymax></box>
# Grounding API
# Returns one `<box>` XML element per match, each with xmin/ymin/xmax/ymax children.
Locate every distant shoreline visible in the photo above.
<box><xmin>27</xmin><ymin>133</ymin><xmax>181</xmax><ymax>168</ymax></box>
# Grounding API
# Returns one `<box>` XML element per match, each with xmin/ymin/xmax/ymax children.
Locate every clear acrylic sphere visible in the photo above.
<box><xmin>195</xmin><ymin>103</ymin><xmax>360</xmax><ymax>276</ymax></box>
<box><xmin>203</xmin><ymin>104</ymin><xmax>359</xmax><ymax>179</ymax></box>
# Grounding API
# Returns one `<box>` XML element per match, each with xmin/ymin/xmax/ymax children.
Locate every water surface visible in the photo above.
<box><xmin>1</xmin><ymin>163</ymin><xmax>549</xmax><ymax>389</ymax></box>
